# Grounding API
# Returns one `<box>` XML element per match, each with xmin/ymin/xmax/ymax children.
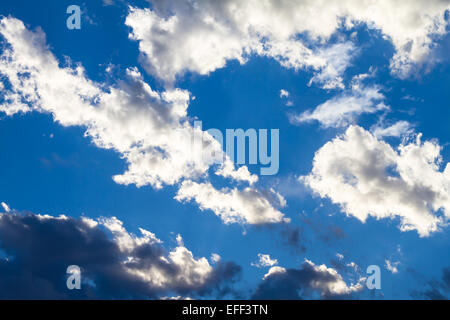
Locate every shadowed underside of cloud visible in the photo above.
<box><xmin>410</xmin><ymin>267</ymin><xmax>450</xmax><ymax>300</ymax></box>
<box><xmin>251</xmin><ymin>259</ymin><xmax>364</xmax><ymax>299</ymax></box>
<box><xmin>0</xmin><ymin>211</ymin><xmax>241</xmax><ymax>299</ymax></box>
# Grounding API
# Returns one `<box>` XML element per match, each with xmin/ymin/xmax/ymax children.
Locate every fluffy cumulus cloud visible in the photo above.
<box><xmin>126</xmin><ymin>0</ymin><xmax>449</xmax><ymax>84</ymax></box>
<box><xmin>302</xmin><ymin>125</ymin><xmax>450</xmax><ymax>236</ymax></box>
<box><xmin>175</xmin><ymin>181</ymin><xmax>288</xmax><ymax>225</ymax></box>
<box><xmin>0</xmin><ymin>209</ymin><xmax>240</xmax><ymax>299</ymax></box>
<box><xmin>253</xmin><ymin>259</ymin><xmax>364</xmax><ymax>299</ymax></box>
<box><xmin>0</xmin><ymin>17</ymin><xmax>285</xmax><ymax>225</ymax></box>
<box><xmin>125</xmin><ymin>1</ymin><xmax>359</xmax><ymax>88</ymax></box>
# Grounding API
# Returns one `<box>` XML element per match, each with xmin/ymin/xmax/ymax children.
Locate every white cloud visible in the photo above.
<box><xmin>302</xmin><ymin>125</ymin><xmax>450</xmax><ymax>236</ymax></box>
<box><xmin>280</xmin><ymin>89</ymin><xmax>289</xmax><ymax>98</ymax></box>
<box><xmin>175</xmin><ymin>181</ymin><xmax>289</xmax><ymax>224</ymax></box>
<box><xmin>280</xmin><ymin>89</ymin><xmax>294</xmax><ymax>107</ymax></box>
<box><xmin>251</xmin><ymin>253</ymin><xmax>278</xmax><ymax>268</ymax></box>
<box><xmin>263</xmin><ymin>266</ymin><xmax>286</xmax><ymax>280</ymax></box>
<box><xmin>384</xmin><ymin>245</ymin><xmax>402</xmax><ymax>274</ymax></box>
<box><xmin>215</xmin><ymin>159</ymin><xmax>258</xmax><ymax>185</ymax></box>
<box><xmin>163</xmin><ymin>246</ymin><xmax>213</xmax><ymax>288</ymax></box>
<box><xmin>291</xmin><ymin>84</ymin><xmax>388</xmax><ymax>128</ymax></box>
<box><xmin>125</xmin><ymin>5</ymin><xmax>252</xmax><ymax>84</ymax></box>
<box><xmin>160</xmin><ymin>296</ymin><xmax>193</xmax><ymax>300</ymax></box>
<box><xmin>270</xmin><ymin>188</ymin><xmax>287</xmax><ymax>208</ymax></box>
<box><xmin>101</xmin><ymin>216</ymin><xmax>162</xmax><ymax>252</ymax></box>
<box><xmin>210</xmin><ymin>253</ymin><xmax>221</xmax><ymax>263</ymax></box>
<box><xmin>372</xmin><ymin>120</ymin><xmax>413</xmax><ymax>138</ymax></box>
<box><xmin>303</xmin><ymin>259</ymin><xmax>364</xmax><ymax>295</ymax></box>
<box><xmin>385</xmin><ymin>259</ymin><xmax>400</xmax><ymax>274</ymax></box>
<box><xmin>1</xmin><ymin>202</ymin><xmax>10</xmax><ymax>212</ymax></box>
<box><xmin>0</xmin><ymin>17</ymin><xmax>283</xmax><ymax>226</ymax></box>
<box><xmin>0</xmin><ymin>17</ymin><xmax>203</xmax><ymax>188</ymax></box>
<box><xmin>81</xmin><ymin>216</ymin><xmax>98</xmax><ymax>228</ymax></box>
<box><xmin>100</xmin><ymin>216</ymin><xmax>214</xmax><ymax>288</ymax></box>
<box><xmin>125</xmin><ymin>3</ymin><xmax>359</xmax><ymax>86</ymax></box>
<box><xmin>126</xmin><ymin>0</ymin><xmax>449</xmax><ymax>83</ymax></box>
<box><xmin>307</xmin><ymin>42</ymin><xmax>357</xmax><ymax>89</ymax></box>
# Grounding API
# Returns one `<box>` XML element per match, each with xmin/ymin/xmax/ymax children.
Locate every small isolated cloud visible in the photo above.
<box><xmin>280</xmin><ymin>89</ymin><xmax>294</xmax><ymax>107</ymax></box>
<box><xmin>1</xmin><ymin>202</ymin><xmax>10</xmax><ymax>212</ymax></box>
<box><xmin>211</xmin><ymin>253</ymin><xmax>221</xmax><ymax>263</ymax></box>
<box><xmin>251</xmin><ymin>253</ymin><xmax>278</xmax><ymax>268</ymax></box>
<box><xmin>280</xmin><ymin>89</ymin><xmax>289</xmax><ymax>98</ymax></box>
<box><xmin>372</xmin><ymin>120</ymin><xmax>413</xmax><ymax>138</ymax></box>
<box><xmin>384</xmin><ymin>245</ymin><xmax>402</xmax><ymax>274</ymax></box>
<box><xmin>385</xmin><ymin>259</ymin><xmax>400</xmax><ymax>274</ymax></box>
<box><xmin>291</xmin><ymin>82</ymin><xmax>388</xmax><ymax>128</ymax></box>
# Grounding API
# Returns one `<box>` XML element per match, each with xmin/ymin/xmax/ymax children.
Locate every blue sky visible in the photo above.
<box><xmin>0</xmin><ymin>0</ymin><xmax>449</xmax><ymax>299</ymax></box>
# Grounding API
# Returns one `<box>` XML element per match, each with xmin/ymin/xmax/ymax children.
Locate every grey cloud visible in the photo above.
<box><xmin>252</xmin><ymin>260</ymin><xmax>363</xmax><ymax>300</ymax></box>
<box><xmin>0</xmin><ymin>212</ymin><xmax>241</xmax><ymax>299</ymax></box>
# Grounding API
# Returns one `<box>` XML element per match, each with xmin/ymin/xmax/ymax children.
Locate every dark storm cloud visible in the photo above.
<box><xmin>0</xmin><ymin>212</ymin><xmax>241</xmax><ymax>299</ymax></box>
